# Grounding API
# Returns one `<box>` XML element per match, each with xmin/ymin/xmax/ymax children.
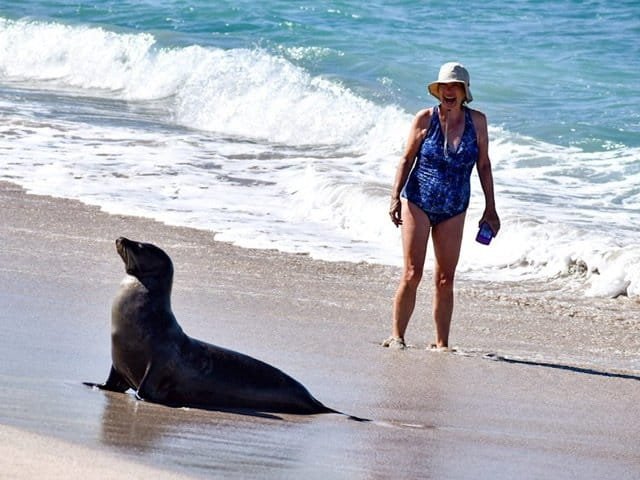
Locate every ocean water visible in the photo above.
<box><xmin>1</xmin><ymin>0</ymin><xmax>639</xmax><ymax>298</ymax></box>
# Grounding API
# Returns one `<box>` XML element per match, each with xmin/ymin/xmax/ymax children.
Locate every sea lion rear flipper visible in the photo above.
<box><xmin>83</xmin><ymin>365</ymin><xmax>130</xmax><ymax>393</ymax></box>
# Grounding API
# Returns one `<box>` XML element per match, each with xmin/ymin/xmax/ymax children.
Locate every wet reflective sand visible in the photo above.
<box><xmin>1</xmin><ymin>182</ymin><xmax>639</xmax><ymax>479</ymax></box>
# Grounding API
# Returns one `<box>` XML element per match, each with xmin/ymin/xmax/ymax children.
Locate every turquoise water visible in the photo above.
<box><xmin>1</xmin><ymin>0</ymin><xmax>639</xmax><ymax>297</ymax></box>
<box><xmin>3</xmin><ymin>0</ymin><xmax>638</xmax><ymax>148</ymax></box>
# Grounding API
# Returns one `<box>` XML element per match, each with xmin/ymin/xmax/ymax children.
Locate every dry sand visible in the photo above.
<box><xmin>1</xmin><ymin>181</ymin><xmax>639</xmax><ymax>479</ymax></box>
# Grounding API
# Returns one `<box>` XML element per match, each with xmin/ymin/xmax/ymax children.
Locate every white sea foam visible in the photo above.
<box><xmin>1</xmin><ymin>18</ymin><xmax>639</xmax><ymax>298</ymax></box>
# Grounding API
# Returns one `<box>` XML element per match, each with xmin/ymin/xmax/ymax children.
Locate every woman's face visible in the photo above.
<box><xmin>438</xmin><ymin>82</ymin><xmax>465</xmax><ymax>108</ymax></box>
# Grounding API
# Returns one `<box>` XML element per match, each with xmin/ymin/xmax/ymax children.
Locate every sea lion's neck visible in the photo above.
<box><xmin>114</xmin><ymin>275</ymin><xmax>172</xmax><ymax>314</ymax></box>
<box><xmin>112</xmin><ymin>275</ymin><xmax>177</xmax><ymax>336</ymax></box>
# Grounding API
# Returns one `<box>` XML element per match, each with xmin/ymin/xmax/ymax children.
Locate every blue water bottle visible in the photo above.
<box><xmin>475</xmin><ymin>222</ymin><xmax>494</xmax><ymax>245</ymax></box>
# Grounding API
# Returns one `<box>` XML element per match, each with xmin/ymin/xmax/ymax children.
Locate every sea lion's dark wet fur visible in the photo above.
<box><xmin>85</xmin><ymin>237</ymin><xmax>339</xmax><ymax>416</ymax></box>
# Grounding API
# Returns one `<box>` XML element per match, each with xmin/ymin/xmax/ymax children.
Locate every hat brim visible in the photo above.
<box><xmin>427</xmin><ymin>81</ymin><xmax>473</xmax><ymax>103</ymax></box>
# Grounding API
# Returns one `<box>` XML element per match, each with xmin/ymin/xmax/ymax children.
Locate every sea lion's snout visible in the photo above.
<box><xmin>115</xmin><ymin>237</ymin><xmax>132</xmax><ymax>268</ymax></box>
<box><xmin>115</xmin><ymin>237</ymin><xmax>125</xmax><ymax>254</ymax></box>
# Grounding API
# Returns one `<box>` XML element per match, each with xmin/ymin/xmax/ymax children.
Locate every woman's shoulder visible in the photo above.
<box><xmin>467</xmin><ymin>107</ymin><xmax>487</xmax><ymax>123</ymax></box>
<box><xmin>466</xmin><ymin>107</ymin><xmax>488</xmax><ymax>130</ymax></box>
<box><xmin>416</xmin><ymin>106</ymin><xmax>436</xmax><ymax>117</ymax></box>
<box><xmin>466</xmin><ymin>106</ymin><xmax>486</xmax><ymax>120</ymax></box>
<box><xmin>413</xmin><ymin>107</ymin><xmax>435</xmax><ymax>128</ymax></box>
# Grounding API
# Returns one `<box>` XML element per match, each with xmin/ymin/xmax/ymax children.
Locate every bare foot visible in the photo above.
<box><xmin>382</xmin><ymin>336</ymin><xmax>407</xmax><ymax>350</ymax></box>
<box><xmin>427</xmin><ymin>343</ymin><xmax>455</xmax><ymax>353</ymax></box>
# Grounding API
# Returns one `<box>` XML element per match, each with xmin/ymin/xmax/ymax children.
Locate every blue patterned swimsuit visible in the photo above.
<box><xmin>401</xmin><ymin>105</ymin><xmax>478</xmax><ymax>225</ymax></box>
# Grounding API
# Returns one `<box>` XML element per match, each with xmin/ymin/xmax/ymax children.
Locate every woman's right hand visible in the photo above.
<box><xmin>389</xmin><ymin>197</ymin><xmax>402</xmax><ymax>227</ymax></box>
<box><xmin>388</xmin><ymin>110</ymin><xmax>430</xmax><ymax>229</ymax></box>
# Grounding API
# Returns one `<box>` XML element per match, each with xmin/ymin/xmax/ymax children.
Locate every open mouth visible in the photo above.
<box><xmin>443</xmin><ymin>96</ymin><xmax>457</xmax><ymax>105</ymax></box>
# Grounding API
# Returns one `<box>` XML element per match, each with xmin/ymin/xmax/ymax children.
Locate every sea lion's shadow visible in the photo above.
<box><xmin>148</xmin><ymin>391</ymin><xmax>286</xmax><ymax>420</ymax></box>
<box><xmin>196</xmin><ymin>406</ymin><xmax>284</xmax><ymax>420</ymax></box>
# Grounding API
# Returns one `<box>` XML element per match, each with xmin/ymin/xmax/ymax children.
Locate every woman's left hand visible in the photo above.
<box><xmin>479</xmin><ymin>210</ymin><xmax>500</xmax><ymax>236</ymax></box>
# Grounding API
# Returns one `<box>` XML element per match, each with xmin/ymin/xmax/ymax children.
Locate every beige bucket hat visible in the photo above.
<box><xmin>427</xmin><ymin>62</ymin><xmax>473</xmax><ymax>103</ymax></box>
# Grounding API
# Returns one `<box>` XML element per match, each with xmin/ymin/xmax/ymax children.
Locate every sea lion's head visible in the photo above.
<box><xmin>115</xmin><ymin>237</ymin><xmax>174</xmax><ymax>290</ymax></box>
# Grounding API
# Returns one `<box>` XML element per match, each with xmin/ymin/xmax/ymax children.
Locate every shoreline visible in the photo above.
<box><xmin>2</xmin><ymin>180</ymin><xmax>638</xmax><ymax>372</ymax></box>
<box><xmin>1</xmin><ymin>180</ymin><xmax>639</xmax><ymax>478</ymax></box>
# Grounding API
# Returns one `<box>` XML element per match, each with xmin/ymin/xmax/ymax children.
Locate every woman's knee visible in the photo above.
<box><xmin>434</xmin><ymin>271</ymin><xmax>455</xmax><ymax>292</ymax></box>
<box><xmin>401</xmin><ymin>265</ymin><xmax>424</xmax><ymax>289</ymax></box>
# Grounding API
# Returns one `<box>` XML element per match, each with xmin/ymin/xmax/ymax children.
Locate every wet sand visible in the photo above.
<box><xmin>1</xmin><ymin>180</ymin><xmax>639</xmax><ymax>479</ymax></box>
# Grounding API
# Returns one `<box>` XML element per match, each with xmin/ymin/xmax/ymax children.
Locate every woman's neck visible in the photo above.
<box><xmin>439</xmin><ymin>104</ymin><xmax>464</xmax><ymax>121</ymax></box>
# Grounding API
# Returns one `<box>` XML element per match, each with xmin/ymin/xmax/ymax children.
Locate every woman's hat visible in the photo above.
<box><xmin>427</xmin><ymin>62</ymin><xmax>473</xmax><ymax>103</ymax></box>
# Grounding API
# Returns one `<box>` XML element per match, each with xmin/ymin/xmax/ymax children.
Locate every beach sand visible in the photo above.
<box><xmin>1</xmin><ymin>180</ymin><xmax>639</xmax><ymax>479</ymax></box>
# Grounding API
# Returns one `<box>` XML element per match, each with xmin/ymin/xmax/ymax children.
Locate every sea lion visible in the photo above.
<box><xmin>84</xmin><ymin>237</ymin><xmax>337</xmax><ymax>415</ymax></box>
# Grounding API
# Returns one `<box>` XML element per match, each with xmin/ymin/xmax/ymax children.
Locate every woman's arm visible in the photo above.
<box><xmin>389</xmin><ymin>109</ymin><xmax>431</xmax><ymax>227</ymax></box>
<box><xmin>472</xmin><ymin>110</ymin><xmax>500</xmax><ymax>234</ymax></box>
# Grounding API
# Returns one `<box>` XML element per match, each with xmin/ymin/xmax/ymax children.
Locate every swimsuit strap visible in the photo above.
<box><xmin>464</xmin><ymin>106</ymin><xmax>473</xmax><ymax>130</ymax></box>
<box><xmin>427</xmin><ymin>105</ymin><xmax>440</xmax><ymax>137</ymax></box>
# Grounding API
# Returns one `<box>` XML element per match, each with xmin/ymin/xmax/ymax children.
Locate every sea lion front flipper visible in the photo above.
<box><xmin>83</xmin><ymin>365</ymin><xmax>130</xmax><ymax>393</ymax></box>
<box><xmin>135</xmin><ymin>361</ymin><xmax>171</xmax><ymax>404</ymax></box>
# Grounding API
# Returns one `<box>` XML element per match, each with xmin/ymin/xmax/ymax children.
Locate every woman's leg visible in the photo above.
<box><xmin>391</xmin><ymin>200</ymin><xmax>430</xmax><ymax>340</ymax></box>
<box><xmin>430</xmin><ymin>212</ymin><xmax>466</xmax><ymax>348</ymax></box>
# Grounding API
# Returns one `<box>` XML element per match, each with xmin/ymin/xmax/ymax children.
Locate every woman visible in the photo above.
<box><xmin>383</xmin><ymin>62</ymin><xmax>500</xmax><ymax>350</ymax></box>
